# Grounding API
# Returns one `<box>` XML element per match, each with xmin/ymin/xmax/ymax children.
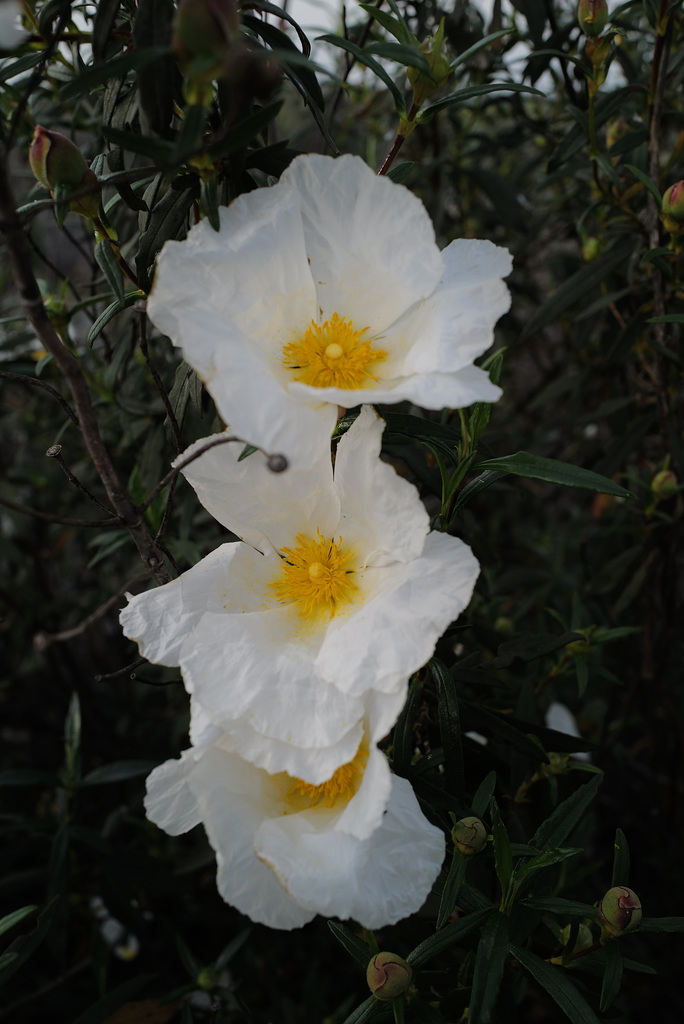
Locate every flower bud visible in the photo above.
<box><xmin>366</xmin><ymin>952</ymin><xmax>412</xmax><ymax>1002</ymax></box>
<box><xmin>197</xmin><ymin>965</ymin><xmax>220</xmax><ymax>991</ymax></box>
<box><xmin>172</xmin><ymin>0</ymin><xmax>239</xmax><ymax>72</ymax></box>
<box><xmin>578</xmin><ymin>0</ymin><xmax>608</xmax><ymax>38</ymax></box>
<box><xmin>28</xmin><ymin>126</ymin><xmax>99</xmax><ymax>221</ymax></box>
<box><xmin>407</xmin><ymin>18</ymin><xmax>451</xmax><ymax>109</ymax></box>
<box><xmin>598</xmin><ymin>886</ymin><xmax>642</xmax><ymax>937</ymax></box>
<box><xmin>661</xmin><ymin>181</ymin><xmax>684</xmax><ymax>235</ymax></box>
<box><xmin>651</xmin><ymin>469</ymin><xmax>678</xmax><ymax>499</ymax></box>
<box><xmin>451</xmin><ymin>815</ymin><xmax>487</xmax><ymax>856</ymax></box>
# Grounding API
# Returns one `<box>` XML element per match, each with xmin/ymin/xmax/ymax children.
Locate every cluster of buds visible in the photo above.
<box><xmin>598</xmin><ymin>886</ymin><xmax>642</xmax><ymax>938</ymax></box>
<box><xmin>28</xmin><ymin>126</ymin><xmax>99</xmax><ymax>225</ymax></box>
<box><xmin>366</xmin><ymin>952</ymin><xmax>412</xmax><ymax>1002</ymax></box>
<box><xmin>451</xmin><ymin>815</ymin><xmax>488</xmax><ymax>856</ymax></box>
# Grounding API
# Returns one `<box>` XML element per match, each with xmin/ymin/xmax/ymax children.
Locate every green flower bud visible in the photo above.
<box><xmin>451</xmin><ymin>815</ymin><xmax>487</xmax><ymax>856</ymax></box>
<box><xmin>197</xmin><ymin>965</ymin><xmax>220</xmax><ymax>990</ymax></box>
<box><xmin>407</xmin><ymin>18</ymin><xmax>451</xmax><ymax>109</ymax></box>
<box><xmin>582</xmin><ymin>236</ymin><xmax>601</xmax><ymax>261</ymax></box>
<box><xmin>28</xmin><ymin>126</ymin><xmax>99</xmax><ymax>221</ymax></box>
<box><xmin>578</xmin><ymin>0</ymin><xmax>608</xmax><ymax>38</ymax></box>
<box><xmin>598</xmin><ymin>886</ymin><xmax>642</xmax><ymax>937</ymax></box>
<box><xmin>651</xmin><ymin>468</ymin><xmax>678</xmax><ymax>499</ymax></box>
<box><xmin>661</xmin><ymin>181</ymin><xmax>684</xmax><ymax>235</ymax></box>
<box><xmin>366</xmin><ymin>952</ymin><xmax>412</xmax><ymax>1002</ymax></box>
<box><xmin>173</xmin><ymin>0</ymin><xmax>239</xmax><ymax>72</ymax></box>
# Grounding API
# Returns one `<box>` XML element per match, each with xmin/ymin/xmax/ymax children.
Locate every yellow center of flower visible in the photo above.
<box><xmin>271</xmin><ymin>530</ymin><xmax>356</xmax><ymax>618</ymax></box>
<box><xmin>283</xmin><ymin>312</ymin><xmax>387</xmax><ymax>389</ymax></box>
<box><xmin>287</xmin><ymin>745</ymin><xmax>367</xmax><ymax>809</ymax></box>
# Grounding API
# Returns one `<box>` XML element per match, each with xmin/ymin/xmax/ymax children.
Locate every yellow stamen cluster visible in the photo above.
<box><xmin>271</xmin><ymin>530</ymin><xmax>356</xmax><ymax>618</ymax></box>
<box><xmin>287</xmin><ymin>747</ymin><xmax>367</xmax><ymax>809</ymax></box>
<box><xmin>283</xmin><ymin>312</ymin><xmax>387</xmax><ymax>389</ymax></box>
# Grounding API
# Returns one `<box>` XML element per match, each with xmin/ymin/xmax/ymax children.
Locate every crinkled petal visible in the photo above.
<box><xmin>317</xmin><ymin>531</ymin><xmax>480</xmax><ymax>696</ymax></box>
<box><xmin>334</xmin><ymin>406</ymin><xmax>428</xmax><ymax>563</ymax></box>
<box><xmin>256</xmin><ymin>774</ymin><xmax>444</xmax><ymax>927</ymax></box>
<box><xmin>177</xmin><ymin>431</ymin><xmax>339</xmax><ymax>553</ymax></box>
<box><xmin>144</xmin><ymin>751</ymin><xmax>203</xmax><ymax>835</ymax></box>
<box><xmin>281</xmin><ymin>154</ymin><xmax>443</xmax><ymax>335</ymax></box>
<box><xmin>192</xmin><ymin>747</ymin><xmax>315</xmax><ymax>929</ymax></box>
<box><xmin>120</xmin><ymin>543</ymin><xmax>244</xmax><ymax>666</ymax></box>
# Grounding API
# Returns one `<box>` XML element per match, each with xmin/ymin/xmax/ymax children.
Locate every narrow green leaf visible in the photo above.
<box><xmin>0</xmin><ymin>897</ymin><xmax>60</xmax><ymax>988</ymax></box>
<box><xmin>341</xmin><ymin>995</ymin><xmax>385</xmax><ymax>1024</ymax></box>
<box><xmin>530</xmin><ymin>773</ymin><xmax>603</xmax><ymax>851</ymax></box>
<box><xmin>101</xmin><ymin>125</ymin><xmax>176</xmax><ymax>163</ymax></box>
<box><xmin>328</xmin><ymin>920</ymin><xmax>371</xmax><ymax>970</ymax></box>
<box><xmin>0</xmin><ymin>906</ymin><xmax>37</xmax><ymax>940</ymax></box>
<box><xmin>476</xmin><ymin>451</ymin><xmax>633</xmax><ymax>498</ymax></box>
<box><xmin>431</xmin><ymin>659</ymin><xmax>465</xmax><ymax>803</ymax></box>
<box><xmin>521</xmin><ymin>897</ymin><xmax>597</xmax><ymax>919</ymax></box>
<box><xmin>451</xmin><ymin>470</ymin><xmax>507</xmax><ymax>515</ymax></box>
<box><xmin>365</xmin><ymin>41</ymin><xmax>433</xmax><ymax>75</ymax></box>
<box><xmin>625</xmin><ymin>163</ymin><xmax>662</xmax><ymax>203</ymax></box>
<box><xmin>176</xmin><ymin>934</ymin><xmax>202</xmax><ymax>979</ymax></box>
<box><xmin>317</xmin><ymin>34</ymin><xmax>407</xmax><ymax>118</ymax></box>
<box><xmin>492</xmin><ymin>631</ymin><xmax>582</xmax><ymax>668</ymax></box>
<box><xmin>639</xmin><ymin>917</ymin><xmax>684</xmax><ymax>933</ymax></box>
<box><xmin>408</xmin><ymin>907</ymin><xmax>494</xmax><ymax>968</ymax></box>
<box><xmin>87</xmin><ymin>291</ymin><xmax>143</xmax><ymax>348</ymax></box>
<box><xmin>471</xmin><ymin>771</ymin><xmax>496</xmax><ymax>818</ymax></box>
<box><xmin>80</xmin><ymin>760</ymin><xmax>157</xmax><ymax>786</ymax></box>
<box><xmin>462</xmin><ymin>702</ymin><xmax>550</xmax><ymax>761</ymax></box>
<box><xmin>490</xmin><ymin>798</ymin><xmax>513</xmax><ymax>896</ymax></box>
<box><xmin>511</xmin><ymin>945</ymin><xmax>601</xmax><ymax>1024</ymax></box>
<box><xmin>600</xmin><ymin>941</ymin><xmax>623</xmax><ymax>1012</ymax></box>
<box><xmin>418</xmin><ymin>82</ymin><xmax>543</xmax><ymax>121</ymax></box>
<box><xmin>214</xmin><ymin>927</ymin><xmax>251</xmax><ymax>970</ymax></box>
<box><xmin>94</xmin><ymin>239</ymin><xmax>125</xmax><ymax>304</ymax></box>
<box><xmin>436</xmin><ymin>851</ymin><xmax>469</xmax><ymax>930</ymax></box>
<box><xmin>209</xmin><ymin>100</ymin><xmax>284</xmax><ymax>158</ymax></box>
<box><xmin>391</xmin><ymin>675</ymin><xmax>425</xmax><ymax>777</ymax></box>
<box><xmin>200</xmin><ymin>176</ymin><xmax>220</xmax><ymax>232</ymax></box>
<box><xmin>611</xmin><ymin>828</ymin><xmax>630</xmax><ymax>887</ymax></box>
<box><xmin>237</xmin><ymin>444</ymin><xmax>259</xmax><ymax>462</ymax></box>
<box><xmin>387</xmin><ymin>161</ymin><xmax>414</xmax><ymax>184</ymax></box>
<box><xmin>469</xmin><ymin>913</ymin><xmax>510</xmax><ymax>1024</ymax></box>
<box><xmin>513</xmin><ymin>848</ymin><xmax>583</xmax><ymax>889</ymax></box>
<box><xmin>358</xmin><ymin>3</ymin><xmax>417</xmax><ymax>44</ymax></box>
<box><xmin>60</xmin><ymin>47</ymin><xmax>171</xmax><ymax>100</ymax></box>
<box><xmin>449</xmin><ymin>30</ymin><xmax>513</xmax><ymax>71</ymax></box>
<box><xmin>649</xmin><ymin>313</ymin><xmax>684</xmax><ymax>323</ymax></box>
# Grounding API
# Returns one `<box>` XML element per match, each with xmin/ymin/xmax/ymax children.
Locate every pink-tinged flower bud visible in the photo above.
<box><xmin>28</xmin><ymin>126</ymin><xmax>99</xmax><ymax>221</ymax></box>
<box><xmin>366</xmin><ymin>952</ymin><xmax>412</xmax><ymax>1002</ymax></box>
<box><xmin>407</xmin><ymin>18</ymin><xmax>451</xmax><ymax>109</ymax></box>
<box><xmin>651</xmin><ymin>469</ymin><xmax>678</xmax><ymax>500</ymax></box>
<box><xmin>451</xmin><ymin>815</ymin><xmax>487</xmax><ymax>856</ymax></box>
<box><xmin>661</xmin><ymin>181</ymin><xmax>684</xmax><ymax>235</ymax></box>
<box><xmin>598</xmin><ymin>886</ymin><xmax>642</xmax><ymax>937</ymax></box>
<box><xmin>172</xmin><ymin>0</ymin><xmax>239</xmax><ymax>70</ymax></box>
<box><xmin>578</xmin><ymin>0</ymin><xmax>608</xmax><ymax>38</ymax></box>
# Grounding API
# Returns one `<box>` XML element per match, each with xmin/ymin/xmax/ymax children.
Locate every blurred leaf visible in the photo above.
<box><xmin>391</xmin><ymin>675</ymin><xmax>424</xmax><ymax>776</ymax></box>
<box><xmin>328</xmin><ymin>920</ymin><xmax>370</xmax><ymax>969</ymax></box>
<box><xmin>625</xmin><ymin>163</ymin><xmax>662</xmax><ymax>203</ymax></box>
<box><xmin>318</xmin><ymin>34</ymin><xmax>408</xmax><ymax>118</ymax></box>
<box><xmin>101</xmin><ymin>126</ymin><xmax>176</xmax><ymax>163</ymax></box>
<box><xmin>451</xmin><ymin>469</ymin><xmax>508</xmax><ymax>514</ymax></box>
<box><xmin>521</xmin><ymin>897</ymin><xmax>597</xmax><ymax>919</ymax></box>
<box><xmin>530</xmin><ymin>773</ymin><xmax>603</xmax><ymax>851</ymax></box>
<box><xmin>469</xmin><ymin>912</ymin><xmax>509</xmax><ymax>1024</ymax></box>
<box><xmin>436</xmin><ymin>850</ymin><xmax>469</xmax><ymax>929</ymax></box>
<box><xmin>94</xmin><ymin>240</ymin><xmax>125</xmax><ymax>304</ymax></box>
<box><xmin>450</xmin><ymin>30</ymin><xmax>513</xmax><ymax>71</ymax></box>
<box><xmin>133</xmin><ymin>0</ymin><xmax>177</xmax><ymax>140</ymax></box>
<box><xmin>492</xmin><ymin>631</ymin><xmax>582</xmax><ymax>668</ymax></box>
<box><xmin>431</xmin><ymin>659</ymin><xmax>465</xmax><ymax>803</ymax></box>
<box><xmin>0</xmin><ymin>769</ymin><xmax>59</xmax><ymax>787</ymax></box>
<box><xmin>387</xmin><ymin>161</ymin><xmax>414</xmax><ymax>183</ymax></box>
<box><xmin>408</xmin><ymin>907</ymin><xmax>494</xmax><ymax>968</ymax></box>
<box><xmin>476</xmin><ymin>451</ymin><xmax>633</xmax><ymax>498</ymax></box>
<box><xmin>472</xmin><ymin>771</ymin><xmax>497</xmax><ymax>818</ymax></box>
<box><xmin>512</xmin><ymin>847</ymin><xmax>583</xmax><ymax>889</ymax></box>
<box><xmin>70</xmin><ymin>977</ymin><xmax>156</xmax><ymax>1024</ymax></box>
<box><xmin>511</xmin><ymin>945</ymin><xmax>601</xmax><ymax>1024</ymax></box>
<box><xmin>341</xmin><ymin>995</ymin><xmax>386</xmax><ymax>1023</ymax></box>
<box><xmin>418</xmin><ymin>82</ymin><xmax>544</xmax><ymax>122</ymax></box>
<box><xmin>209</xmin><ymin>100</ymin><xmax>285</xmax><ymax>158</ymax></box>
<box><xmin>599</xmin><ymin>941</ymin><xmax>623</xmax><ymax>1012</ymax></box>
<box><xmin>0</xmin><ymin>905</ymin><xmax>37</xmax><ymax>939</ymax></box>
<box><xmin>639</xmin><ymin>917</ymin><xmax>684</xmax><ymax>932</ymax></box>
<box><xmin>490</xmin><ymin>798</ymin><xmax>513</xmax><ymax>895</ymax></box>
<box><xmin>358</xmin><ymin>3</ymin><xmax>416</xmax><ymax>45</ymax></box>
<box><xmin>60</xmin><ymin>48</ymin><xmax>171</xmax><ymax>101</ymax></box>
<box><xmin>214</xmin><ymin>927</ymin><xmax>251</xmax><ymax>970</ymax></box>
<box><xmin>365</xmin><ymin>41</ymin><xmax>433</xmax><ymax>75</ymax></box>
<box><xmin>81</xmin><ymin>761</ymin><xmax>158</xmax><ymax>786</ymax></box>
<box><xmin>136</xmin><ymin>183</ymin><xmax>197</xmax><ymax>292</ymax></box>
<box><xmin>611</xmin><ymin>828</ymin><xmax>630</xmax><ymax>887</ymax></box>
<box><xmin>92</xmin><ymin>0</ymin><xmax>122</xmax><ymax>62</ymax></box>
<box><xmin>0</xmin><ymin>897</ymin><xmax>60</xmax><ymax>988</ymax></box>
<box><xmin>462</xmin><ymin>702</ymin><xmax>550</xmax><ymax>761</ymax></box>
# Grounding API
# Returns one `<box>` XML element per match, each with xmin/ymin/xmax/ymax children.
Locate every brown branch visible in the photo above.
<box><xmin>46</xmin><ymin>444</ymin><xmax>115</xmax><ymax>515</ymax></box>
<box><xmin>0</xmin><ymin>492</ymin><xmax>121</xmax><ymax>528</ymax></box>
<box><xmin>0</xmin><ymin>369</ymin><xmax>80</xmax><ymax>425</ymax></box>
<box><xmin>0</xmin><ymin>149</ymin><xmax>171</xmax><ymax>585</ymax></box>
<box><xmin>33</xmin><ymin>572</ymin><xmax>152</xmax><ymax>650</ymax></box>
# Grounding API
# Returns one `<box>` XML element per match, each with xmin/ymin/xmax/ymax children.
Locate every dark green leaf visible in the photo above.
<box><xmin>214</xmin><ymin>927</ymin><xmax>251</xmax><ymax>970</ymax></box>
<box><xmin>418</xmin><ymin>82</ymin><xmax>544</xmax><ymax>121</ymax></box>
<box><xmin>87</xmin><ymin>291</ymin><xmax>143</xmax><ymax>348</ymax></box>
<box><xmin>476</xmin><ymin>452</ymin><xmax>633</xmax><ymax>498</ymax></box>
<box><xmin>387</xmin><ymin>161</ymin><xmax>414</xmax><ymax>184</ymax></box>
<box><xmin>365</xmin><ymin>41</ymin><xmax>433</xmax><ymax>75</ymax></box>
<box><xmin>0</xmin><ymin>906</ymin><xmax>37</xmax><ymax>940</ymax></box>
<box><xmin>521</xmin><ymin>897</ymin><xmax>597</xmax><ymax>919</ymax></box>
<box><xmin>450</xmin><ymin>30</ymin><xmax>513</xmax><ymax>71</ymax></box>
<box><xmin>101</xmin><ymin>125</ymin><xmax>176</xmax><ymax>162</ymax></box>
<box><xmin>492</xmin><ymin>631</ymin><xmax>582</xmax><ymax>668</ymax></box>
<box><xmin>358</xmin><ymin>3</ymin><xmax>416</xmax><ymax>45</ymax></box>
<box><xmin>462</xmin><ymin>702</ymin><xmax>550</xmax><ymax>761</ymax></box>
<box><xmin>472</xmin><ymin>771</ymin><xmax>497</xmax><ymax>818</ymax></box>
<box><xmin>625</xmin><ymin>163</ymin><xmax>661</xmax><ymax>203</ymax></box>
<box><xmin>200</xmin><ymin>175</ymin><xmax>220</xmax><ymax>232</ymax></box>
<box><xmin>513</xmin><ymin>847</ymin><xmax>583</xmax><ymax>888</ymax></box>
<box><xmin>436</xmin><ymin>851</ymin><xmax>469</xmax><ymax>930</ymax></box>
<box><xmin>530</xmin><ymin>773</ymin><xmax>603</xmax><ymax>851</ymax></box>
<box><xmin>317</xmin><ymin>34</ymin><xmax>407</xmax><ymax>118</ymax></box>
<box><xmin>451</xmin><ymin>470</ymin><xmax>508</xmax><ymax>514</ymax></box>
<box><xmin>649</xmin><ymin>313</ymin><xmax>684</xmax><ymax>323</ymax></box>
<box><xmin>391</xmin><ymin>675</ymin><xmax>425</xmax><ymax>777</ymax></box>
<box><xmin>94</xmin><ymin>239</ymin><xmax>125</xmax><ymax>304</ymax></box>
<box><xmin>0</xmin><ymin>897</ymin><xmax>60</xmax><ymax>988</ymax></box>
<box><xmin>174</xmin><ymin>103</ymin><xmax>208</xmax><ymax>160</ymax></box>
<box><xmin>341</xmin><ymin>995</ymin><xmax>386</xmax><ymax>1024</ymax></box>
<box><xmin>328</xmin><ymin>920</ymin><xmax>370</xmax><ymax>969</ymax></box>
<box><xmin>209</xmin><ymin>100</ymin><xmax>284</xmax><ymax>158</ymax></box>
<box><xmin>134</xmin><ymin>0</ymin><xmax>177</xmax><ymax>139</ymax></box>
<box><xmin>431</xmin><ymin>659</ymin><xmax>465</xmax><ymax>803</ymax></box>
<box><xmin>490</xmin><ymin>798</ymin><xmax>513</xmax><ymax>895</ymax></box>
<box><xmin>469</xmin><ymin>913</ymin><xmax>510</xmax><ymax>1024</ymax></box>
<box><xmin>80</xmin><ymin>760</ymin><xmax>157</xmax><ymax>786</ymax></box>
<box><xmin>511</xmin><ymin>945</ymin><xmax>601</xmax><ymax>1024</ymax></box>
<box><xmin>600</xmin><ymin>941</ymin><xmax>623</xmax><ymax>1012</ymax></box>
<box><xmin>408</xmin><ymin>907</ymin><xmax>494</xmax><ymax>968</ymax></box>
<box><xmin>60</xmin><ymin>47</ymin><xmax>171</xmax><ymax>101</ymax></box>
<box><xmin>639</xmin><ymin>917</ymin><xmax>684</xmax><ymax>933</ymax></box>
<box><xmin>92</xmin><ymin>0</ymin><xmax>121</xmax><ymax>62</ymax></box>
<box><xmin>69</xmin><ymin>975</ymin><xmax>155</xmax><ymax>1024</ymax></box>
<box><xmin>136</xmin><ymin>183</ymin><xmax>197</xmax><ymax>292</ymax></box>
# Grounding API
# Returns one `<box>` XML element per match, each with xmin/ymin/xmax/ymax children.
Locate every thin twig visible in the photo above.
<box><xmin>46</xmin><ymin>444</ymin><xmax>115</xmax><ymax>515</ymax></box>
<box><xmin>34</xmin><ymin>572</ymin><xmax>152</xmax><ymax>650</ymax></box>
<box><xmin>140</xmin><ymin>435</ymin><xmax>242</xmax><ymax>510</ymax></box>
<box><xmin>0</xmin><ymin>492</ymin><xmax>122</xmax><ymax>528</ymax></box>
<box><xmin>0</xmin><ymin>369</ymin><xmax>80</xmax><ymax>425</ymax></box>
<box><xmin>0</xmin><ymin>149</ymin><xmax>171</xmax><ymax>584</ymax></box>
<box><xmin>26</xmin><ymin>232</ymin><xmax>84</xmax><ymax>303</ymax></box>
<box><xmin>94</xmin><ymin>657</ymin><xmax>146</xmax><ymax>681</ymax></box>
<box><xmin>138</xmin><ymin>309</ymin><xmax>182</xmax><ymax>453</ymax></box>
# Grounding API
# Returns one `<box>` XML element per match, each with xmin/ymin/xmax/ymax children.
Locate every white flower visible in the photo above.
<box><xmin>121</xmin><ymin>407</ymin><xmax>480</xmax><ymax>783</ymax></box>
<box><xmin>0</xmin><ymin>0</ymin><xmax>27</xmax><ymax>50</ymax></box>
<box><xmin>145</xmin><ymin>704</ymin><xmax>445</xmax><ymax>930</ymax></box>
<box><xmin>147</xmin><ymin>153</ymin><xmax>512</xmax><ymax>469</ymax></box>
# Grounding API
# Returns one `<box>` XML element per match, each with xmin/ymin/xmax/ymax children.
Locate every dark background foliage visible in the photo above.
<box><xmin>1</xmin><ymin>0</ymin><xmax>683</xmax><ymax>1021</ymax></box>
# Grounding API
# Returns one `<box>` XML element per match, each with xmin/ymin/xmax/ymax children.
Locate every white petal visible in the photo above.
<box><xmin>192</xmin><ymin>747</ymin><xmax>314</xmax><ymax>929</ymax></box>
<box><xmin>177</xmin><ymin>430</ymin><xmax>339</xmax><ymax>553</ymax></box>
<box><xmin>334</xmin><ymin>407</ymin><xmax>429</xmax><ymax>563</ymax></box>
<box><xmin>144</xmin><ymin>751</ymin><xmax>203</xmax><ymax>835</ymax></box>
<box><xmin>119</xmin><ymin>543</ymin><xmax>244</xmax><ymax>666</ymax></box>
<box><xmin>317</xmin><ymin>532</ymin><xmax>480</xmax><ymax>696</ymax></box>
<box><xmin>281</xmin><ymin>154</ymin><xmax>443</xmax><ymax>335</ymax></box>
